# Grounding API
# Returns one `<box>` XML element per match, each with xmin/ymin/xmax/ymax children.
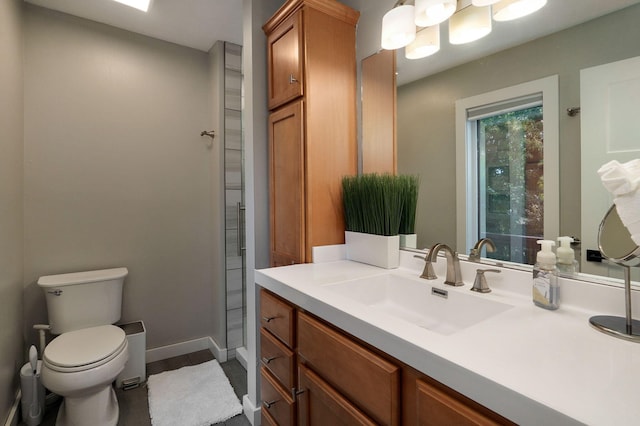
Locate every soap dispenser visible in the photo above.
<box><xmin>532</xmin><ymin>240</ymin><xmax>559</xmax><ymax>310</ymax></box>
<box><xmin>557</xmin><ymin>236</ymin><xmax>579</xmax><ymax>274</ymax></box>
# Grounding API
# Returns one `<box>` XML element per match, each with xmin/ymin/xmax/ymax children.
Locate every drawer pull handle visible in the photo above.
<box><xmin>292</xmin><ymin>388</ymin><xmax>305</xmax><ymax>399</ymax></box>
<box><xmin>263</xmin><ymin>400</ymin><xmax>278</xmax><ymax>409</ymax></box>
<box><xmin>262</xmin><ymin>316</ymin><xmax>278</xmax><ymax>323</ymax></box>
<box><xmin>289</xmin><ymin>74</ymin><xmax>298</xmax><ymax>84</ymax></box>
<box><xmin>261</xmin><ymin>356</ymin><xmax>279</xmax><ymax>364</ymax></box>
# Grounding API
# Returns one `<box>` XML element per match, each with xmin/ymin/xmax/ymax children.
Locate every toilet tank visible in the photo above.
<box><xmin>37</xmin><ymin>267</ymin><xmax>128</xmax><ymax>334</ymax></box>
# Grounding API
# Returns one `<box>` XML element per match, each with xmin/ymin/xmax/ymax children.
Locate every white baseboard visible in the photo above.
<box><xmin>242</xmin><ymin>394</ymin><xmax>261</xmax><ymax>426</ymax></box>
<box><xmin>145</xmin><ymin>336</ymin><xmax>228</xmax><ymax>364</ymax></box>
<box><xmin>235</xmin><ymin>346</ymin><xmax>248</xmax><ymax>370</ymax></box>
<box><xmin>4</xmin><ymin>389</ymin><xmax>20</xmax><ymax>426</ymax></box>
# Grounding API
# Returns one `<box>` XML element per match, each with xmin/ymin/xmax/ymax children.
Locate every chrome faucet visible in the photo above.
<box><xmin>420</xmin><ymin>243</ymin><xmax>464</xmax><ymax>286</ymax></box>
<box><xmin>469</xmin><ymin>238</ymin><xmax>496</xmax><ymax>262</ymax></box>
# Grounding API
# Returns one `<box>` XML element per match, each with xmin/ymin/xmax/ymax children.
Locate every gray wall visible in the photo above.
<box><xmin>0</xmin><ymin>0</ymin><xmax>24</xmax><ymax>420</ymax></box>
<box><xmin>23</xmin><ymin>5</ymin><xmax>222</xmax><ymax>351</ymax></box>
<box><xmin>397</xmin><ymin>4</ymin><xmax>640</xmax><ymax>249</ymax></box>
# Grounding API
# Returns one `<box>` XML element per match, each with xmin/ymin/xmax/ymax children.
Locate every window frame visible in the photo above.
<box><xmin>455</xmin><ymin>75</ymin><xmax>559</xmax><ymax>261</ymax></box>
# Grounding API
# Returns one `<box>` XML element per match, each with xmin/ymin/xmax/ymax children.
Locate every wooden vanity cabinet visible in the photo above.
<box><xmin>259</xmin><ymin>287</ymin><xmax>515</xmax><ymax>426</ymax></box>
<box><xmin>264</xmin><ymin>0</ymin><xmax>359</xmax><ymax>266</ymax></box>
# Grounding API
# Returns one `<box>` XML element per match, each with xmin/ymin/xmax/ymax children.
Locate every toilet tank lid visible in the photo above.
<box><xmin>37</xmin><ymin>267</ymin><xmax>128</xmax><ymax>288</ymax></box>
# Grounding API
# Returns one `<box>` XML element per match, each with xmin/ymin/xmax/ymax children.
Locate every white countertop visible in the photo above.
<box><xmin>255</xmin><ymin>251</ymin><xmax>640</xmax><ymax>426</ymax></box>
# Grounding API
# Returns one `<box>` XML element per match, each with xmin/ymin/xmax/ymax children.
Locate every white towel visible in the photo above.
<box><xmin>598</xmin><ymin>159</ymin><xmax>640</xmax><ymax>245</ymax></box>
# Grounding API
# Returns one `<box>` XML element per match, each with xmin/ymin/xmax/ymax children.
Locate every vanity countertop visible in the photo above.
<box><xmin>255</xmin><ymin>251</ymin><xmax>640</xmax><ymax>426</ymax></box>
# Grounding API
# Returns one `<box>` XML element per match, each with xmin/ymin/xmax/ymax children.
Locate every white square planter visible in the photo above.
<box><xmin>345</xmin><ymin>231</ymin><xmax>400</xmax><ymax>269</ymax></box>
<box><xmin>400</xmin><ymin>233</ymin><xmax>417</xmax><ymax>249</ymax></box>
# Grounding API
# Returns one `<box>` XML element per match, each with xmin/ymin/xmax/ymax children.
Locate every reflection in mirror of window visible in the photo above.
<box><xmin>477</xmin><ymin>104</ymin><xmax>543</xmax><ymax>264</ymax></box>
<box><xmin>456</xmin><ymin>76</ymin><xmax>559</xmax><ymax>265</ymax></box>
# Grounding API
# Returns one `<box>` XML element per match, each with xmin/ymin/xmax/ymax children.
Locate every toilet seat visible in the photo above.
<box><xmin>44</xmin><ymin>325</ymin><xmax>126</xmax><ymax>373</ymax></box>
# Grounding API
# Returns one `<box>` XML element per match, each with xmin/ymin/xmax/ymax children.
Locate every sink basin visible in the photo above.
<box><xmin>323</xmin><ymin>274</ymin><xmax>513</xmax><ymax>335</ymax></box>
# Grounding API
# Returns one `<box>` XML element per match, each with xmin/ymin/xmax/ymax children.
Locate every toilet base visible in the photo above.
<box><xmin>56</xmin><ymin>384</ymin><xmax>119</xmax><ymax>426</ymax></box>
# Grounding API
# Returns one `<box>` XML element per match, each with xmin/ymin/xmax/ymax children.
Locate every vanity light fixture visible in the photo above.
<box><xmin>381</xmin><ymin>4</ymin><xmax>416</xmax><ymax>50</ymax></box>
<box><xmin>449</xmin><ymin>4</ymin><xmax>492</xmax><ymax>45</ymax></box>
<box><xmin>493</xmin><ymin>0</ymin><xmax>548</xmax><ymax>22</ymax></box>
<box><xmin>405</xmin><ymin>25</ymin><xmax>440</xmax><ymax>59</ymax></box>
<box><xmin>112</xmin><ymin>0</ymin><xmax>151</xmax><ymax>12</ymax></box>
<box><xmin>414</xmin><ymin>0</ymin><xmax>457</xmax><ymax>27</ymax></box>
<box><xmin>381</xmin><ymin>0</ymin><xmax>546</xmax><ymax>53</ymax></box>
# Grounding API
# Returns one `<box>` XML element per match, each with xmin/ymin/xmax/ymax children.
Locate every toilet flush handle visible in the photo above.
<box><xmin>47</xmin><ymin>289</ymin><xmax>63</xmax><ymax>296</ymax></box>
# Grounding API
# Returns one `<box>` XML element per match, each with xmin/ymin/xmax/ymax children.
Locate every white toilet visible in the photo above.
<box><xmin>37</xmin><ymin>267</ymin><xmax>129</xmax><ymax>426</ymax></box>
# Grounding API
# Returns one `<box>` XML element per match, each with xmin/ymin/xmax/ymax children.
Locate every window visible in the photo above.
<box><xmin>455</xmin><ymin>76</ymin><xmax>559</xmax><ymax>265</ymax></box>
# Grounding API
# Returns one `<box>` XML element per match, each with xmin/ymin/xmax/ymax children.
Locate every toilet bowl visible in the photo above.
<box><xmin>37</xmin><ymin>267</ymin><xmax>129</xmax><ymax>426</ymax></box>
<box><xmin>42</xmin><ymin>325</ymin><xmax>129</xmax><ymax>426</ymax></box>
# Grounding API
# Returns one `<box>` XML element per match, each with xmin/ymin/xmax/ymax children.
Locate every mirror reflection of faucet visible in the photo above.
<box><xmin>469</xmin><ymin>238</ymin><xmax>496</xmax><ymax>262</ymax></box>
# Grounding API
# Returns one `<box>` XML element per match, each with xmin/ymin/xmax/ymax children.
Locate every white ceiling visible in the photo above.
<box><xmin>23</xmin><ymin>0</ymin><xmax>640</xmax><ymax>84</ymax></box>
<box><xmin>23</xmin><ymin>0</ymin><xmax>244</xmax><ymax>51</ymax></box>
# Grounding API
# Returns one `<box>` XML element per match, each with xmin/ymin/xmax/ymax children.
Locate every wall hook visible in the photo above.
<box><xmin>566</xmin><ymin>107</ymin><xmax>581</xmax><ymax>117</ymax></box>
<box><xmin>200</xmin><ymin>130</ymin><xmax>215</xmax><ymax>148</ymax></box>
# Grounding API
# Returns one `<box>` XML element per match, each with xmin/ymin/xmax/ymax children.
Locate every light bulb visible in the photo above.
<box><xmin>381</xmin><ymin>5</ymin><xmax>416</xmax><ymax>50</ymax></box>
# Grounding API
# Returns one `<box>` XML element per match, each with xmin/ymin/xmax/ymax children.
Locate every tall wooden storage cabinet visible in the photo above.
<box><xmin>263</xmin><ymin>0</ymin><xmax>359</xmax><ymax>266</ymax></box>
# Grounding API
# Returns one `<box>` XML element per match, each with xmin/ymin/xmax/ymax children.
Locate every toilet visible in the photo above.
<box><xmin>37</xmin><ymin>268</ymin><xmax>129</xmax><ymax>426</ymax></box>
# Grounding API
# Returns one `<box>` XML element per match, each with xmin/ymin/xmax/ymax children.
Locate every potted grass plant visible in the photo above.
<box><xmin>399</xmin><ymin>175</ymin><xmax>420</xmax><ymax>249</ymax></box>
<box><xmin>342</xmin><ymin>173</ymin><xmax>404</xmax><ymax>268</ymax></box>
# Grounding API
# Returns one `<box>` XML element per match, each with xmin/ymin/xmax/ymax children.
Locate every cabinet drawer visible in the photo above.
<box><xmin>261</xmin><ymin>289</ymin><xmax>295</xmax><ymax>348</ymax></box>
<box><xmin>261</xmin><ymin>405</ymin><xmax>278</xmax><ymax>426</ymax></box>
<box><xmin>261</xmin><ymin>366</ymin><xmax>295</xmax><ymax>426</ymax></box>
<box><xmin>260</xmin><ymin>327</ymin><xmax>296</xmax><ymax>389</ymax></box>
<box><xmin>417</xmin><ymin>379</ymin><xmax>505</xmax><ymax>426</ymax></box>
<box><xmin>298</xmin><ymin>363</ymin><xmax>377</xmax><ymax>426</ymax></box>
<box><xmin>297</xmin><ymin>311</ymin><xmax>400</xmax><ymax>425</ymax></box>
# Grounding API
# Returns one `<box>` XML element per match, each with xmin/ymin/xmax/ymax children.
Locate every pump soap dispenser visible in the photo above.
<box><xmin>533</xmin><ymin>240</ymin><xmax>559</xmax><ymax>310</ymax></box>
<box><xmin>557</xmin><ymin>236</ymin><xmax>579</xmax><ymax>274</ymax></box>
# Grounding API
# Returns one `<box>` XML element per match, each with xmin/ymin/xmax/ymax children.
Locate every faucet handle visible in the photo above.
<box><xmin>414</xmin><ymin>254</ymin><xmax>437</xmax><ymax>279</ymax></box>
<box><xmin>471</xmin><ymin>269</ymin><xmax>501</xmax><ymax>293</ymax></box>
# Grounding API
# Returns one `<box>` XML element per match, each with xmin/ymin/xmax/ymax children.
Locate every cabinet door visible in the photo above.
<box><xmin>267</xmin><ymin>11</ymin><xmax>303</xmax><ymax>109</ymax></box>
<box><xmin>416</xmin><ymin>379</ymin><xmax>503</xmax><ymax>426</ymax></box>
<box><xmin>298</xmin><ymin>363</ymin><xmax>377</xmax><ymax>426</ymax></box>
<box><xmin>298</xmin><ymin>311</ymin><xmax>400</xmax><ymax>425</ymax></box>
<box><xmin>269</xmin><ymin>100</ymin><xmax>305</xmax><ymax>266</ymax></box>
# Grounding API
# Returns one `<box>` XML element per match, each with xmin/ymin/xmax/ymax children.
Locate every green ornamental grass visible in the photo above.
<box><xmin>342</xmin><ymin>173</ymin><xmax>419</xmax><ymax>237</ymax></box>
<box><xmin>399</xmin><ymin>174</ymin><xmax>419</xmax><ymax>234</ymax></box>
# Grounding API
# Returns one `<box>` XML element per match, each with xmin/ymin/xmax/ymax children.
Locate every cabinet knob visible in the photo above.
<box><xmin>289</xmin><ymin>74</ymin><xmax>298</xmax><ymax>84</ymax></box>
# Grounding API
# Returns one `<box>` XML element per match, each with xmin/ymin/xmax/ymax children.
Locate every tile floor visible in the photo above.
<box><xmin>25</xmin><ymin>350</ymin><xmax>250</xmax><ymax>426</ymax></box>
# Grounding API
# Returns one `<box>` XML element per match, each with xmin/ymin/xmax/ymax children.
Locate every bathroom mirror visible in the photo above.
<box><xmin>352</xmin><ymin>0</ymin><xmax>640</xmax><ymax>282</ymax></box>
<box><xmin>598</xmin><ymin>204</ymin><xmax>640</xmax><ymax>266</ymax></box>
